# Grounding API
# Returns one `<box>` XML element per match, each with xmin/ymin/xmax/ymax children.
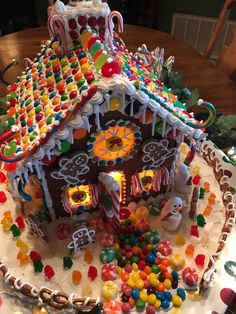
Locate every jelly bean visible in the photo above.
<box><xmin>146</xmin><ymin>253</ymin><xmax>156</xmax><ymax>264</ymax></box>
<box><xmin>147</xmin><ymin>294</ymin><xmax>157</xmax><ymax>305</ymax></box>
<box><xmin>161</xmin><ymin>299</ymin><xmax>170</xmax><ymax>309</ymax></box>
<box><xmin>88</xmin><ymin>265</ymin><xmax>97</xmax><ymax>280</ymax></box>
<box><xmin>195</xmin><ymin>254</ymin><xmax>205</xmax><ymax>268</ymax></box>
<box><xmin>135</xmin><ymin>279</ymin><xmax>144</xmax><ymax>290</ymax></box>
<box><xmin>121</xmin><ymin>272</ymin><xmax>129</xmax><ymax>282</ymax></box>
<box><xmin>154</xmin><ymin>299</ymin><xmax>161</xmax><ymax>309</ymax></box>
<box><xmin>122</xmin><ymin>302</ymin><xmax>131</xmax><ymax>313</ymax></box>
<box><xmin>151</xmin><ymin>264</ymin><xmax>159</xmax><ymax>274</ymax></box>
<box><xmin>72</xmin><ymin>270</ymin><xmax>82</xmax><ymax>284</ymax></box>
<box><xmin>131</xmin><ymin>288</ymin><xmax>140</xmax><ymax>300</ymax></box>
<box><xmin>177</xmin><ymin>288</ymin><xmax>186</xmax><ymax>300</ymax></box>
<box><xmin>136</xmin><ymin>300</ymin><xmax>145</xmax><ymax>311</ymax></box>
<box><xmin>140</xmin><ymin>290</ymin><xmax>148</xmax><ymax>302</ymax></box>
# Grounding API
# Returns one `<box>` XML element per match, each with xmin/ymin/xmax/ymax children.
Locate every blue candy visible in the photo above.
<box><xmin>177</xmin><ymin>288</ymin><xmax>186</xmax><ymax>301</ymax></box>
<box><xmin>164</xmin><ymin>291</ymin><xmax>172</xmax><ymax>301</ymax></box>
<box><xmin>131</xmin><ymin>288</ymin><xmax>140</xmax><ymax>300</ymax></box>
<box><xmin>171</xmin><ymin>270</ymin><xmax>179</xmax><ymax>280</ymax></box>
<box><xmin>156</xmin><ymin>292</ymin><xmax>164</xmax><ymax>301</ymax></box>
<box><xmin>146</xmin><ymin>253</ymin><xmax>155</xmax><ymax>264</ymax></box>
<box><xmin>161</xmin><ymin>299</ymin><xmax>170</xmax><ymax>309</ymax></box>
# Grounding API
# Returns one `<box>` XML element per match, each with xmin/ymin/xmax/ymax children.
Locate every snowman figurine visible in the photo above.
<box><xmin>161</xmin><ymin>197</ymin><xmax>183</xmax><ymax>232</ymax></box>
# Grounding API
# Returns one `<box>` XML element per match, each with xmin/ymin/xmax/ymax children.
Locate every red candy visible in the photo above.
<box><xmin>0</xmin><ymin>191</ymin><xmax>7</xmax><ymax>203</ymax></box>
<box><xmin>120</xmin><ymin>207</ymin><xmax>131</xmax><ymax>220</ymax></box>
<box><xmin>195</xmin><ymin>254</ymin><xmax>205</xmax><ymax>267</ymax></box>
<box><xmin>146</xmin><ymin>305</ymin><xmax>156</xmax><ymax>314</ymax></box>
<box><xmin>101</xmin><ymin>60</ymin><xmax>121</xmax><ymax>77</ymax></box>
<box><xmin>88</xmin><ymin>265</ymin><xmax>97</xmax><ymax>280</ymax></box>
<box><xmin>158</xmin><ymin>241</ymin><xmax>173</xmax><ymax>256</ymax></box>
<box><xmin>78</xmin><ymin>15</ymin><xmax>87</xmax><ymax>26</ymax></box>
<box><xmin>192</xmin><ymin>175</ymin><xmax>201</xmax><ymax>185</ymax></box>
<box><xmin>15</xmin><ymin>216</ymin><xmax>25</xmax><ymax>230</ymax></box>
<box><xmin>100</xmin><ymin>233</ymin><xmax>114</xmax><ymax>248</ymax></box>
<box><xmin>182</xmin><ymin>267</ymin><xmax>199</xmax><ymax>287</ymax></box>
<box><xmin>101</xmin><ymin>264</ymin><xmax>118</xmax><ymax>281</ymax></box>
<box><xmin>0</xmin><ymin>172</ymin><xmax>7</xmax><ymax>183</ymax></box>
<box><xmin>87</xmin><ymin>36</ymin><xmax>103</xmax><ymax>51</ymax></box>
<box><xmin>29</xmin><ymin>251</ymin><xmax>41</xmax><ymax>262</ymax></box>
<box><xmin>56</xmin><ymin>223</ymin><xmax>71</xmax><ymax>240</ymax></box>
<box><xmin>190</xmin><ymin>225</ymin><xmax>199</xmax><ymax>237</ymax></box>
<box><xmin>122</xmin><ymin>302</ymin><xmax>131</xmax><ymax>313</ymax></box>
<box><xmin>44</xmin><ymin>265</ymin><xmax>55</xmax><ymax>280</ymax></box>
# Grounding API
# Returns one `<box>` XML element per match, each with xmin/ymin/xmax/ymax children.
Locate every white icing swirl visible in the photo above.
<box><xmin>53</xmin><ymin>0</ymin><xmax>68</xmax><ymax>14</ymax></box>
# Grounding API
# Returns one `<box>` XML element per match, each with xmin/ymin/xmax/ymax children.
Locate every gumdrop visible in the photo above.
<box><xmin>88</xmin><ymin>265</ymin><xmax>98</xmax><ymax>280</ymax></box>
<box><xmin>196</xmin><ymin>214</ymin><xmax>206</xmax><ymax>227</ymax></box>
<box><xmin>190</xmin><ymin>225</ymin><xmax>199</xmax><ymax>237</ymax></box>
<box><xmin>33</xmin><ymin>259</ymin><xmax>44</xmax><ymax>273</ymax></box>
<box><xmin>185</xmin><ymin>244</ymin><xmax>195</xmax><ymax>257</ymax></box>
<box><xmin>0</xmin><ymin>191</ymin><xmax>7</xmax><ymax>203</ymax></box>
<box><xmin>208</xmin><ymin>193</ymin><xmax>216</xmax><ymax>205</ymax></box>
<box><xmin>16</xmin><ymin>239</ymin><xmax>29</xmax><ymax>253</ymax></box>
<box><xmin>3</xmin><ymin>211</ymin><xmax>12</xmax><ymax>222</ymax></box>
<box><xmin>84</xmin><ymin>249</ymin><xmax>94</xmax><ymax>264</ymax></box>
<box><xmin>29</xmin><ymin>251</ymin><xmax>41</xmax><ymax>262</ymax></box>
<box><xmin>72</xmin><ymin>270</ymin><xmax>82</xmax><ymax>284</ymax></box>
<box><xmin>15</xmin><ymin>215</ymin><xmax>25</xmax><ymax>230</ymax></box>
<box><xmin>0</xmin><ymin>172</ymin><xmax>7</xmax><ymax>183</ymax></box>
<box><xmin>17</xmin><ymin>251</ymin><xmax>30</xmax><ymax>265</ymax></box>
<box><xmin>63</xmin><ymin>256</ymin><xmax>73</xmax><ymax>269</ymax></box>
<box><xmin>82</xmin><ymin>283</ymin><xmax>92</xmax><ymax>297</ymax></box>
<box><xmin>10</xmin><ymin>224</ymin><xmax>21</xmax><ymax>237</ymax></box>
<box><xmin>175</xmin><ymin>233</ymin><xmax>186</xmax><ymax>247</ymax></box>
<box><xmin>44</xmin><ymin>265</ymin><xmax>55</xmax><ymax>280</ymax></box>
<box><xmin>192</xmin><ymin>175</ymin><xmax>201</xmax><ymax>185</ymax></box>
<box><xmin>195</xmin><ymin>254</ymin><xmax>205</xmax><ymax>267</ymax></box>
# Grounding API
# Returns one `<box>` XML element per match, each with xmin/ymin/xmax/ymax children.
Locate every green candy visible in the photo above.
<box><xmin>100</xmin><ymin>248</ymin><xmax>115</xmax><ymax>264</ymax></box>
<box><xmin>90</xmin><ymin>42</ymin><xmax>102</xmax><ymax>58</ymax></box>
<box><xmin>63</xmin><ymin>256</ymin><xmax>73</xmax><ymax>269</ymax></box>
<box><xmin>136</xmin><ymin>300</ymin><xmax>145</xmax><ymax>312</ymax></box>
<box><xmin>148</xmin><ymin>202</ymin><xmax>161</xmax><ymax>216</ymax></box>
<box><xmin>144</xmin><ymin>230</ymin><xmax>160</xmax><ymax>244</ymax></box>
<box><xmin>94</xmin><ymin>54</ymin><xmax>113</xmax><ymax>71</ymax></box>
<box><xmin>131</xmin><ymin>255</ymin><xmax>139</xmax><ymax>264</ymax></box>
<box><xmin>70</xmin><ymin>61</ymin><xmax>79</xmax><ymax>69</ymax></box>
<box><xmin>56</xmin><ymin>140</ymin><xmax>71</xmax><ymax>153</ymax></box>
<box><xmin>196</xmin><ymin>214</ymin><xmax>206</xmax><ymax>227</ymax></box>
<box><xmin>10</xmin><ymin>224</ymin><xmax>21</xmax><ymax>237</ymax></box>
<box><xmin>151</xmin><ymin>264</ymin><xmax>160</xmax><ymax>274</ymax></box>
<box><xmin>6</xmin><ymin>117</ymin><xmax>15</xmax><ymax>128</ymax></box>
<box><xmin>155</xmin><ymin>121</ymin><xmax>163</xmax><ymax>135</ymax></box>
<box><xmin>61</xmin><ymin>93</ymin><xmax>68</xmax><ymax>101</ymax></box>
<box><xmin>33</xmin><ymin>260</ymin><xmax>44</xmax><ymax>273</ymax></box>
<box><xmin>77</xmin><ymin>79</ymin><xmax>85</xmax><ymax>88</ymax></box>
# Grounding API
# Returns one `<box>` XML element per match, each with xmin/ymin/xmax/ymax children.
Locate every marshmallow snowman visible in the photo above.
<box><xmin>161</xmin><ymin>197</ymin><xmax>183</xmax><ymax>232</ymax></box>
<box><xmin>174</xmin><ymin>164</ymin><xmax>192</xmax><ymax>194</ymax></box>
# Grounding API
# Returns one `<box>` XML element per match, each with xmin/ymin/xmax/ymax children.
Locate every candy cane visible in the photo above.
<box><xmin>107</xmin><ymin>11</ymin><xmax>123</xmax><ymax>49</ymax></box>
<box><xmin>153</xmin><ymin>169</ymin><xmax>162</xmax><ymax>192</ymax></box>
<box><xmin>161</xmin><ymin>167</ymin><xmax>169</xmax><ymax>186</ymax></box>
<box><xmin>184</xmin><ymin>142</ymin><xmax>196</xmax><ymax>166</ymax></box>
<box><xmin>24</xmin><ymin>58</ymin><xmax>34</xmax><ymax>68</ymax></box>
<box><xmin>89</xmin><ymin>183</ymin><xmax>99</xmax><ymax>208</ymax></box>
<box><xmin>48</xmin><ymin>14</ymin><xmax>67</xmax><ymax>54</ymax></box>
<box><xmin>47</xmin><ymin>6</ymin><xmax>53</xmax><ymax>18</ymax></box>
<box><xmin>187</xmin><ymin>99</ymin><xmax>216</xmax><ymax>129</ymax></box>
<box><xmin>111</xmin><ymin>189</ymin><xmax>120</xmax><ymax>228</ymax></box>
<box><xmin>131</xmin><ymin>174</ymin><xmax>144</xmax><ymax>197</ymax></box>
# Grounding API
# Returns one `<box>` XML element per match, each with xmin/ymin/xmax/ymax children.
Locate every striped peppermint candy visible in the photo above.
<box><xmin>182</xmin><ymin>267</ymin><xmax>199</xmax><ymax>287</ymax></box>
<box><xmin>101</xmin><ymin>264</ymin><xmax>118</xmax><ymax>281</ymax></box>
<box><xmin>158</xmin><ymin>240</ymin><xmax>173</xmax><ymax>256</ymax></box>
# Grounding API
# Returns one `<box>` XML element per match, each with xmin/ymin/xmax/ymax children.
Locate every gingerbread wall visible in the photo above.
<box><xmin>44</xmin><ymin>111</ymin><xmax>178</xmax><ymax>217</ymax></box>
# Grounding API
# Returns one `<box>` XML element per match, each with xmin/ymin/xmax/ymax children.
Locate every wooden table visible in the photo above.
<box><xmin>0</xmin><ymin>25</ymin><xmax>235</xmax><ymax>114</ymax></box>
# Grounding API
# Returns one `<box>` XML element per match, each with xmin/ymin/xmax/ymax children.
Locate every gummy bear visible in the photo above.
<box><xmin>185</xmin><ymin>244</ymin><xmax>195</xmax><ymax>257</ymax></box>
<box><xmin>175</xmin><ymin>233</ymin><xmax>186</xmax><ymax>247</ymax></box>
<box><xmin>88</xmin><ymin>265</ymin><xmax>97</xmax><ymax>280</ymax></box>
<box><xmin>84</xmin><ymin>249</ymin><xmax>94</xmax><ymax>264</ymax></box>
<box><xmin>192</xmin><ymin>175</ymin><xmax>201</xmax><ymax>185</ymax></box>
<box><xmin>17</xmin><ymin>251</ymin><xmax>30</xmax><ymax>265</ymax></box>
<box><xmin>199</xmin><ymin>187</ymin><xmax>205</xmax><ymax>199</ymax></box>
<box><xmin>208</xmin><ymin>193</ymin><xmax>216</xmax><ymax>205</ymax></box>
<box><xmin>72</xmin><ymin>270</ymin><xmax>82</xmax><ymax>284</ymax></box>
<box><xmin>15</xmin><ymin>216</ymin><xmax>25</xmax><ymax>231</ymax></box>
<box><xmin>1</xmin><ymin>218</ymin><xmax>10</xmax><ymax>232</ymax></box>
<box><xmin>3</xmin><ymin>211</ymin><xmax>12</xmax><ymax>223</ymax></box>
<box><xmin>33</xmin><ymin>259</ymin><xmax>44</xmax><ymax>273</ymax></box>
<box><xmin>203</xmin><ymin>205</ymin><xmax>212</xmax><ymax>217</ymax></box>
<box><xmin>0</xmin><ymin>172</ymin><xmax>7</xmax><ymax>183</ymax></box>
<box><xmin>195</xmin><ymin>254</ymin><xmax>205</xmax><ymax>267</ymax></box>
<box><xmin>44</xmin><ymin>265</ymin><xmax>55</xmax><ymax>280</ymax></box>
<box><xmin>196</xmin><ymin>214</ymin><xmax>206</xmax><ymax>227</ymax></box>
<box><xmin>10</xmin><ymin>224</ymin><xmax>21</xmax><ymax>237</ymax></box>
<box><xmin>203</xmin><ymin>182</ymin><xmax>210</xmax><ymax>192</ymax></box>
<box><xmin>29</xmin><ymin>251</ymin><xmax>41</xmax><ymax>262</ymax></box>
<box><xmin>192</xmin><ymin>165</ymin><xmax>200</xmax><ymax>175</ymax></box>
<box><xmin>190</xmin><ymin>225</ymin><xmax>199</xmax><ymax>237</ymax></box>
<box><xmin>0</xmin><ymin>191</ymin><xmax>7</xmax><ymax>203</ymax></box>
<box><xmin>16</xmin><ymin>239</ymin><xmax>29</xmax><ymax>253</ymax></box>
<box><xmin>63</xmin><ymin>256</ymin><xmax>73</xmax><ymax>269</ymax></box>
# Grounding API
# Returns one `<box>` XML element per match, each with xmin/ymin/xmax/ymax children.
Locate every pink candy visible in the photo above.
<box><xmin>101</xmin><ymin>264</ymin><xmax>118</xmax><ymax>281</ymax></box>
<box><xmin>100</xmin><ymin>233</ymin><xmax>114</xmax><ymax>248</ymax></box>
<box><xmin>182</xmin><ymin>267</ymin><xmax>199</xmax><ymax>287</ymax></box>
<box><xmin>158</xmin><ymin>241</ymin><xmax>173</xmax><ymax>256</ymax></box>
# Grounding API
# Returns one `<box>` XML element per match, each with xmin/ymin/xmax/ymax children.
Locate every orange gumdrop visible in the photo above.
<box><xmin>203</xmin><ymin>205</ymin><xmax>212</xmax><ymax>217</ymax></box>
<box><xmin>83</xmin><ymin>249</ymin><xmax>93</xmax><ymax>264</ymax></box>
<box><xmin>72</xmin><ymin>270</ymin><xmax>82</xmax><ymax>284</ymax></box>
<box><xmin>121</xmin><ymin>272</ymin><xmax>129</xmax><ymax>282</ymax></box>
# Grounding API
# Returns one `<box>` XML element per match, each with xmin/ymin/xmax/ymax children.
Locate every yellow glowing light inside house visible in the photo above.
<box><xmin>93</xmin><ymin>125</ymin><xmax>135</xmax><ymax>161</ymax></box>
<box><xmin>68</xmin><ymin>185</ymin><xmax>91</xmax><ymax>207</ymax></box>
<box><xmin>109</xmin><ymin>171</ymin><xmax>125</xmax><ymax>202</ymax></box>
<box><xmin>139</xmin><ymin>169</ymin><xmax>154</xmax><ymax>190</ymax></box>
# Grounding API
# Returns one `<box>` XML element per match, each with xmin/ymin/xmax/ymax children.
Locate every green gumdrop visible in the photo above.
<box><xmin>9</xmin><ymin>140</ymin><xmax>17</xmax><ymax>153</ymax></box>
<box><xmin>136</xmin><ymin>300</ymin><xmax>145</xmax><ymax>311</ymax></box>
<box><xmin>33</xmin><ymin>260</ymin><xmax>44</xmax><ymax>273</ymax></box>
<box><xmin>95</xmin><ymin>54</ymin><xmax>113</xmax><ymax>71</ymax></box>
<box><xmin>155</xmin><ymin>121</ymin><xmax>163</xmax><ymax>135</ymax></box>
<box><xmin>57</xmin><ymin>140</ymin><xmax>71</xmax><ymax>153</ymax></box>
<box><xmin>90</xmin><ymin>42</ymin><xmax>102</xmax><ymax>58</ymax></box>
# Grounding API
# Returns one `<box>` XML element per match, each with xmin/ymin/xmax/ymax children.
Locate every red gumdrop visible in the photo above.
<box><xmin>0</xmin><ymin>191</ymin><xmax>7</xmax><ymax>203</ymax></box>
<box><xmin>195</xmin><ymin>254</ymin><xmax>205</xmax><ymax>267</ymax></box>
<box><xmin>87</xmin><ymin>36</ymin><xmax>103</xmax><ymax>51</ymax></box>
<box><xmin>44</xmin><ymin>265</ymin><xmax>55</xmax><ymax>279</ymax></box>
<box><xmin>101</xmin><ymin>60</ymin><xmax>122</xmax><ymax>77</ymax></box>
<box><xmin>88</xmin><ymin>265</ymin><xmax>97</xmax><ymax>280</ymax></box>
<box><xmin>4</xmin><ymin>162</ymin><xmax>17</xmax><ymax>173</ymax></box>
<box><xmin>0</xmin><ymin>172</ymin><xmax>7</xmax><ymax>183</ymax></box>
<box><xmin>15</xmin><ymin>216</ymin><xmax>25</xmax><ymax>230</ymax></box>
<box><xmin>192</xmin><ymin>175</ymin><xmax>201</xmax><ymax>185</ymax></box>
<box><xmin>29</xmin><ymin>251</ymin><xmax>42</xmax><ymax>262</ymax></box>
<box><xmin>120</xmin><ymin>207</ymin><xmax>131</xmax><ymax>220</ymax></box>
<box><xmin>190</xmin><ymin>225</ymin><xmax>199</xmax><ymax>237</ymax></box>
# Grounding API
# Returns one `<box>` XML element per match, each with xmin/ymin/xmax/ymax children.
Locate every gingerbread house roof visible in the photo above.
<box><xmin>0</xmin><ymin>27</ymin><xmax>212</xmax><ymax>166</ymax></box>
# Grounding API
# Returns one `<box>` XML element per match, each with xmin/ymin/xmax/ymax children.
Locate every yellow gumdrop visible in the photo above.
<box><xmin>109</xmin><ymin>97</ymin><xmax>121</xmax><ymax>111</ymax></box>
<box><xmin>41</xmin><ymin>94</ymin><xmax>49</xmax><ymax>102</ymax></box>
<box><xmin>23</xmin><ymin>135</ymin><xmax>30</xmax><ymax>144</ymax></box>
<box><xmin>28</xmin><ymin>110</ymin><xmax>35</xmax><ymax>117</ymax></box>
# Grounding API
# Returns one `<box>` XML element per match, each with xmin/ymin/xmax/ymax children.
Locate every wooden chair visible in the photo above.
<box><xmin>204</xmin><ymin>0</ymin><xmax>236</xmax><ymax>80</ymax></box>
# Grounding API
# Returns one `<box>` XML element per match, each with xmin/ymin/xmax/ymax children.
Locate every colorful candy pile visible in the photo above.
<box><xmin>100</xmin><ymin>219</ymin><xmax>187</xmax><ymax>313</ymax></box>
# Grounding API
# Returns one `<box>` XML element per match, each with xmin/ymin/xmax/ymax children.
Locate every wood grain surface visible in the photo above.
<box><xmin>0</xmin><ymin>25</ymin><xmax>235</xmax><ymax>114</ymax></box>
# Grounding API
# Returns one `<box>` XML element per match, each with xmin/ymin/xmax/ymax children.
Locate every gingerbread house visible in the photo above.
<box><xmin>0</xmin><ymin>0</ymin><xmax>214</xmax><ymax>228</ymax></box>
